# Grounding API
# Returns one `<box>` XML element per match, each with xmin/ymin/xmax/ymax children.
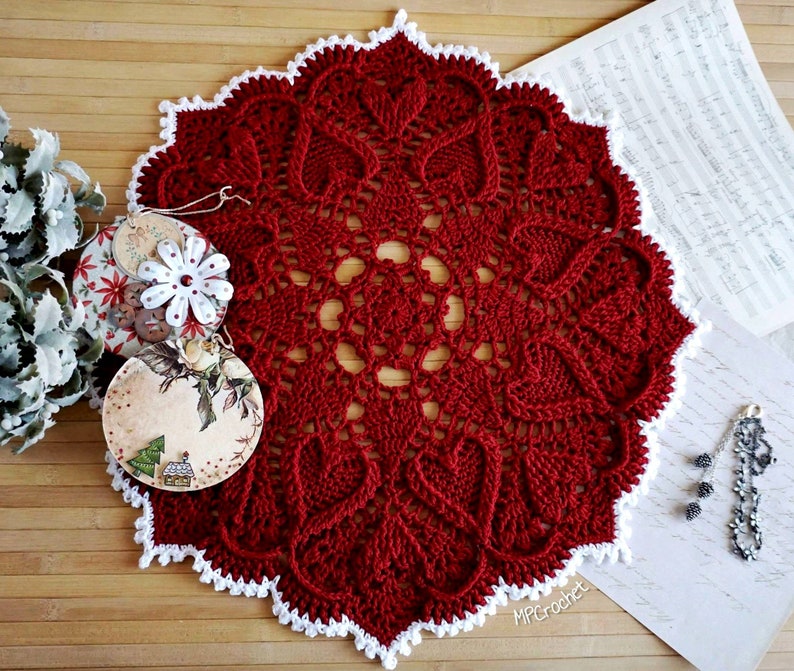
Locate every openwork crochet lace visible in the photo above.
<box><xmin>128</xmin><ymin>15</ymin><xmax>694</xmax><ymax>664</ymax></box>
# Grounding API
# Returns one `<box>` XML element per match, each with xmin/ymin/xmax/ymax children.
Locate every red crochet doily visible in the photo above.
<box><xmin>127</xmin><ymin>15</ymin><xmax>694</xmax><ymax>664</ymax></box>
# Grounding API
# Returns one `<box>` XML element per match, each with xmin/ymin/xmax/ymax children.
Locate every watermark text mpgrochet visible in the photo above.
<box><xmin>513</xmin><ymin>580</ymin><xmax>589</xmax><ymax>625</ymax></box>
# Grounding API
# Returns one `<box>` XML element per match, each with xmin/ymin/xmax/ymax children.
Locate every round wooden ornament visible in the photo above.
<box><xmin>102</xmin><ymin>338</ymin><xmax>264</xmax><ymax>491</ymax></box>
<box><xmin>111</xmin><ymin>212</ymin><xmax>185</xmax><ymax>279</ymax></box>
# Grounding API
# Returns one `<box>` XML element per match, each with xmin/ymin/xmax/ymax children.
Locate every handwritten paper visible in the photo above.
<box><xmin>575</xmin><ymin>300</ymin><xmax>794</xmax><ymax>671</ymax></box>
<box><xmin>511</xmin><ymin>0</ymin><xmax>794</xmax><ymax>340</ymax></box>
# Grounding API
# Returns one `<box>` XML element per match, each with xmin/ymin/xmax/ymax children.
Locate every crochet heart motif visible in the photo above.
<box><xmin>115</xmin><ymin>11</ymin><xmax>696</xmax><ymax>668</ymax></box>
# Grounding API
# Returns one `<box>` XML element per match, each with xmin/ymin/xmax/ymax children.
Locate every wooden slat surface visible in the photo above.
<box><xmin>1</xmin><ymin>2</ymin><xmax>793</xmax><ymax>669</ymax></box>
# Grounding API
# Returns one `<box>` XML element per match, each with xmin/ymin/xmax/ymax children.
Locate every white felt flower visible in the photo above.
<box><xmin>138</xmin><ymin>236</ymin><xmax>232</xmax><ymax>327</ymax></box>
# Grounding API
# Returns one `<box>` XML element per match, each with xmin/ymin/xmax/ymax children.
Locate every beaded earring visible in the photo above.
<box><xmin>686</xmin><ymin>404</ymin><xmax>776</xmax><ymax>561</ymax></box>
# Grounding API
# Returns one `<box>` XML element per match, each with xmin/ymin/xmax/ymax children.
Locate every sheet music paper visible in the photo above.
<box><xmin>577</xmin><ymin>301</ymin><xmax>794</xmax><ymax>671</ymax></box>
<box><xmin>510</xmin><ymin>3</ymin><xmax>794</xmax><ymax>667</ymax></box>
<box><xmin>511</xmin><ymin>0</ymin><xmax>794</xmax><ymax>340</ymax></box>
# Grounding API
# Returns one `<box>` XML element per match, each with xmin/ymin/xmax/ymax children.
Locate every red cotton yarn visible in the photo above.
<box><xmin>129</xmin><ymin>15</ymin><xmax>695</xmax><ymax>664</ymax></box>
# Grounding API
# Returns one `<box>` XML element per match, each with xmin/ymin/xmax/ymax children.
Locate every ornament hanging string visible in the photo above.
<box><xmin>128</xmin><ymin>186</ymin><xmax>251</xmax><ymax>224</ymax></box>
<box><xmin>111</xmin><ymin>185</ymin><xmax>245</xmax><ymax>319</ymax></box>
<box><xmin>211</xmin><ymin>325</ymin><xmax>236</xmax><ymax>352</ymax></box>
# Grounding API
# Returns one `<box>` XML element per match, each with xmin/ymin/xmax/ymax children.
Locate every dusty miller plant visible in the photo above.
<box><xmin>0</xmin><ymin>107</ymin><xmax>106</xmax><ymax>451</ymax></box>
<box><xmin>0</xmin><ymin>106</ymin><xmax>105</xmax><ymax>265</ymax></box>
<box><xmin>0</xmin><ymin>261</ymin><xmax>103</xmax><ymax>452</ymax></box>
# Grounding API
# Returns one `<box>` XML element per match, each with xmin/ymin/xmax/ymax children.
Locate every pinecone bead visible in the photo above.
<box><xmin>685</xmin><ymin>501</ymin><xmax>702</xmax><ymax>521</ymax></box>
<box><xmin>697</xmin><ymin>481</ymin><xmax>715</xmax><ymax>498</ymax></box>
<box><xmin>693</xmin><ymin>453</ymin><xmax>713</xmax><ymax>469</ymax></box>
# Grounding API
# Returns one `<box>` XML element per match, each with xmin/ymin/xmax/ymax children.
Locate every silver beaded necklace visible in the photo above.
<box><xmin>685</xmin><ymin>404</ymin><xmax>776</xmax><ymax>561</ymax></box>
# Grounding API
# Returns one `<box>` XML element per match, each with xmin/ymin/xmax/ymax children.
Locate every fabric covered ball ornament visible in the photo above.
<box><xmin>73</xmin><ymin>219</ymin><xmax>231</xmax><ymax>358</ymax></box>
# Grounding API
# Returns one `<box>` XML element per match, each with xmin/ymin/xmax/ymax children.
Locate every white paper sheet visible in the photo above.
<box><xmin>510</xmin><ymin>3</ymin><xmax>794</xmax><ymax>665</ymax></box>
<box><xmin>511</xmin><ymin>0</ymin><xmax>794</xmax><ymax>339</ymax></box>
<box><xmin>577</xmin><ymin>300</ymin><xmax>794</xmax><ymax>671</ymax></box>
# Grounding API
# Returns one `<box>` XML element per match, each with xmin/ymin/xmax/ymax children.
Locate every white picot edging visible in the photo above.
<box><xmin>110</xmin><ymin>8</ymin><xmax>707</xmax><ymax>669</ymax></box>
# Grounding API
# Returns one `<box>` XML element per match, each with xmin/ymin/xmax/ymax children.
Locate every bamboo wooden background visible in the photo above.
<box><xmin>1</xmin><ymin>1</ymin><xmax>793</xmax><ymax>669</ymax></box>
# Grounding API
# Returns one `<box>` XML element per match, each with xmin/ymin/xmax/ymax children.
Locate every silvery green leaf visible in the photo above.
<box><xmin>55</xmin><ymin>159</ymin><xmax>91</xmax><ymax>185</ymax></box>
<box><xmin>57</xmin><ymin>348</ymin><xmax>78</xmax><ymax>387</ymax></box>
<box><xmin>1</xmin><ymin>189</ymin><xmax>35</xmax><ymax>235</ymax></box>
<box><xmin>14</xmin><ymin>416</ymin><xmax>54</xmax><ymax>453</ymax></box>
<box><xmin>53</xmin><ymin>368</ymin><xmax>87</xmax><ymax>406</ymax></box>
<box><xmin>78</xmin><ymin>332</ymin><xmax>105</xmax><ymax>365</ymax></box>
<box><xmin>0</xmin><ymin>342</ymin><xmax>20</xmax><ymax>371</ymax></box>
<box><xmin>80</xmin><ymin>182</ymin><xmax>106</xmax><ymax>212</ymax></box>
<box><xmin>0</xmin><ymin>375</ymin><xmax>18</xmax><ymax>402</ymax></box>
<box><xmin>6</xmin><ymin>229</ymin><xmax>38</xmax><ymax>262</ymax></box>
<box><xmin>17</xmin><ymin>363</ymin><xmax>44</xmax><ymax>402</ymax></box>
<box><xmin>72</xmin><ymin>212</ymin><xmax>84</xmax><ymax>246</ymax></box>
<box><xmin>43</xmin><ymin>210</ymin><xmax>80</xmax><ymax>259</ymax></box>
<box><xmin>0</xmin><ymin>279</ymin><xmax>25</xmax><ymax>306</ymax></box>
<box><xmin>5</xmin><ymin>422</ymin><xmax>28</xmax><ymax>441</ymax></box>
<box><xmin>67</xmin><ymin>295</ymin><xmax>86</xmax><ymax>324</ymax></box>
<box><xmin>20</xmin><ymin>263</ymin><xmax>46</xmax><ymax>284</ymax></box>
<box><xmin>0</xmin><ymin>106</ymin><xmax>9</xmax><ymax>140</ymax></box>
<box><xmin>0</xmin><ymin>332</ymin><xmax>14</xmax><ymax>352</ymax></box>
<box><xmin>39</xmin><ymin>171</ymin><xmax>68</xmax><ymax>212</ymax></box>
<box><xmin>24</xmin><ymin>262</ymin><xmax>65</xmax><ymax>289</ymax></box>
<box><xmin>77</xmin><ymin>331</ymin><xmax>103</xmax><ymax>364</ymax></box>
<box><xmin>1</xmin><ymin>143</ymin><xmax>27</xmax><ymax>169</ymax></box>
<box><xmin>22</xmin><ymin>417</ymin><xmax>55</xmax><ymax>454</ymax></box>
<box><xmin>0</xmin><ymin>189</ymin><xmax>9</xmax><ymax>224</ymax></box>
<box><xmin>24</xmin><ymin>128</ymin><xmax>60</xmax><ymax>178</ymax></box>
<box><xmin>37</xmin><ymin>327</ymin><xmax>77</xmax><ymax>353</ymax></box>
<box><xmin>54</xmin><ymin>384</ymin><xmax>87</xmax><ymax>408</ymax></box>
<box><xmin>33</xmin><ymin>291</ymin><xmax>63</xmax><ymax>337</ymax></box>
<box><xmin>0</xmin><ymin>302</ymin><xmax>14</xmax><ymax>328</ymax></box>
<box><xmin>23</xmin><ymin>293</ymin><xmax>37</xmax><ymax>316</ymax></box>
<box><xmin>40</xmin><ymin>321</ymin><xmax>79</xmax><ymax>344</ymax></box>
<box><xmin>61</xmin><ymin>183</ymin><xmax>75</xmax><ymax>212</ymax></box>
<box><xmin>35</xmin><ymin>335</ymin><xmax>79</xmax><ymax>387</ymax></box>
<box><xmin>0</xmin><ymin>256</ymin><xmax>21</xmax><ymax>279</ymax></box>
<box><xmin>23</xmin><ymin>172</ymin><xmax>44</xmax><ymax>198</ymax></box>
<box><xmin>34</xmin><ymin>344</ymin><xmax>63</xmax><ymax>387</ymax></box>
<box><xmin>0</xmin><ymin>163</ymin><xmax>18</xmax><ymax>190</ymax></box>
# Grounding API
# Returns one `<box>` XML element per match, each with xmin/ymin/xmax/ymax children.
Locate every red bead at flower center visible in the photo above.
<box><xmin>180</xmin><ymin>274</ymin><xmax>194</xmax><ymax>287</ymax></box>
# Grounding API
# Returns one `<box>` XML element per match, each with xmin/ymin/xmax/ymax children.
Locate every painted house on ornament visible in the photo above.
<box><xmin>163</xmin><ymin>452</ymin><xmax>194</xmax><ymax>487</ymax></box>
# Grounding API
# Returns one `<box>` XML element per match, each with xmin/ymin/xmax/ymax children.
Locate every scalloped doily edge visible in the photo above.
<box><xmin>113</xmin><ymin>8</ymin><xmax>707</xmax><ymax>669</ymax></box>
